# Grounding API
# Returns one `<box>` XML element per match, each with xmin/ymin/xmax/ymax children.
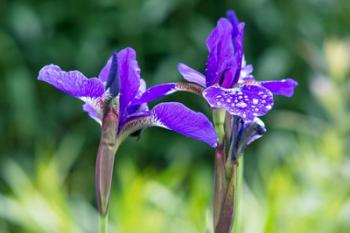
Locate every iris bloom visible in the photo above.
<box><xmin>134</xmin><ymin>10</ymin><xmax>297</xmax><ymax>124</ymax></box>
<box><xmin>130</xmin><ymin>10</ymin><xmax>297</xmax><ymax>233</ymax></box>
<box><xmin>38</xmin><ymin>47</ymin><xmax>217</xmax><ymax>216</ymax></box>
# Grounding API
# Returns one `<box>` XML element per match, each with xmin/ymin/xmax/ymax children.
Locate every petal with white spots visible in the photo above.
<box><xmin>203</xmin><ymin>84</ymin><xmax>273</xmax><ymax>121</ymax></box>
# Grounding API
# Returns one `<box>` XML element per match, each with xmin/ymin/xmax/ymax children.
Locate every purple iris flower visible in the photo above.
<box><xmin>133</xmin><ymin>10</ymin><xmax>298</xmax><ymax>123</ymax></box>
<box><xmin>38</xmin><ymin>47</ymin><xmax>217</xmax><ymax>147</ymax></box>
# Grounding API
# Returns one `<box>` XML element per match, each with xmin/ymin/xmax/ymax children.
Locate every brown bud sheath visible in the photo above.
<box><xmin>95</xmin><ymin>106</ymin><xmax>119</xmax><ymax>216</ymax></box>
<box><xmin>215</xmin><ymin>163</ymin><xmax>237</xmax><ymax>233</ymax></box>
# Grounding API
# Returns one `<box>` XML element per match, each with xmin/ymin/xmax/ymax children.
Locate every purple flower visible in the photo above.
<box><xmin>134</xmin><ymin>10</ymin><xmax>298</xmax><ymax>123</ymax></box>
<box><xmin>38</xmin><ymin>47</ymin><xmax>217</xmax><ymax>147</ymax></box>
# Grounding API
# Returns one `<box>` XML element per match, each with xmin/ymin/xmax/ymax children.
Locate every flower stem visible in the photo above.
<box><xmin>213</xmin><ymin>144</ymin><xmax>227</xmax><ymax>228</ymax></box>
<box><xmin>232</xmin><ymin>156</ymin><xmax>244</xmax><ymax>233</ymax></box>
<box><xmin>99</xmin><ymin>213</ymin><xmax>109</xmax><ymax>233</ymax></box>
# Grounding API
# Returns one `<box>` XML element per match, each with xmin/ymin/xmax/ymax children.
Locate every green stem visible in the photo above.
<box><xmin>213</xmin><ymin>110</ymin><xmax>226</xmax><ymax>145</ymax></box>
<box><xmin>232</xmin><ymin>156</ymin><xmax>244</xmax><ymax>233</ymax></box>
<box><xmin>99</xmin><ymin>213</ymin><xmax>109</xmax><ymax>233</ymax></box>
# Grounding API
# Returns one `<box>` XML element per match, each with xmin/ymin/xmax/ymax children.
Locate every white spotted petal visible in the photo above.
<box><xmin>203</xmin><ymin>84</ymin><xmax>274</xmax><ymax>122</ymax></box>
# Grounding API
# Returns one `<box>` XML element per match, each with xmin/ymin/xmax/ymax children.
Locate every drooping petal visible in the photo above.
<box><xmin>151</xmin><ymin>102</ymin><xmax>217</xmax><ymax>147</ymax></box>
<box><xmin>206</xmin><ymin>18</ymin><xmax>235</xmax><ymax>87</ymax></box>
<box><xmin>38</xmin><ymin>65</ymin><xmax>104</xmax><ymax>98</ymax></box>
<box><xmin>260</xmin><ymin>79</ymin><xmax>298</xmax><ymax>97</ymax></box>
<box><xmin>117</xmin><ymin>48</ymin><xmax>141</xmax><ymax>122</ymax></box>
<box><xmin>177</xmin><ymin>63</ymin><xmax>206</xmax><ymax>87</ymax></box>
<box><xmin>131</xmin><ymin>82</ymin><xmax>204</xmax><ymax>106</ymax></box>
<box><xmin>203</xmin><ymin>84</ymin><xmax>273</xmax><ymax>122</ymax></box>
<box><xmin>83</xmin><ymin>103</ymin><xmax>102</xmax><ymax>124</ymax></box>
<box><xmin>132</xmin><ymin>83</ymin><xmax>177</xmax><ymax>105</ymax></box>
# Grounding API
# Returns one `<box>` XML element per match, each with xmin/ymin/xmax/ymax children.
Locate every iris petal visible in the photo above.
<box><xmin>38</xmin><ymin>64</ymin><xmax>104</xmax><ymax>98</ymax></box>
<box><xmin>203</xmin><ymin>84</ymin><xmax>273</xmax><ymax>122</ymax></box>
<box><xmin>206</xmin><ymin>18</ymin><xmax>235</xmax><ymax>87</ymax></box>
<box><xmin>177</xmin><ymin>63</ymin><xmax>206</xmax><ymax>87</ymax></box>
<box><xmin>117</xmin><ymin>48</ymin><xmax>141</xmax><ymax>123</ymax></box>
<box><xmin>151</xmin><ymin>102</ymin><xmax>217</xmax><ymax>147</ymax></box>
<box><xmin>260</xmin><ymin>79</ymin><xmax>298</xmax><ymax>97</ymax></box>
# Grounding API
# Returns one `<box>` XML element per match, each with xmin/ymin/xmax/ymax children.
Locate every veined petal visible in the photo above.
<box><xmin>177</xmin><ymin>63</ymin><xmax>206</xmax><ymax>87</ymax></box>
<box><xmin>38</xmin><ymin>65</ymin><xmax>104</xmax><ymax>98</ymax></box>
<box><xmin>151</xmin><ymin>102</ymin><xmax>217</xmax><ymax>147</ymax></box>
<box><xmin>206</xmin><ymin>18</ymin><xmax>235</xmax><ymax>86</ymax></box>
<box><xmin>117</xmin><ymin>48</ymin><xmax>141</xmax><ymax>122</ymax></box>
<box><xmin>260</xmin><ymin>79</ymin><xmax>298</xmax><ymax>97</ymax></box>
<box><xmin>131</xmin><ymin>82</ymin><xmax>204</xmax><ymax>106</ymax></box>
<box><xmin>203</xmin><ymin>84</ymin><xmax>273</xmax><ymax>122</ymax></box>
<box><xmin>132</xmin><ymin>83</ymin><xmax>177</xmax><ymax>105</ymax></box>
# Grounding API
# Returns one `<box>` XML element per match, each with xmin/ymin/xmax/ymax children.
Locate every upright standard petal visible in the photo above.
<box><xmin>203</xmin><ymin>84</ymin><xmax>273</xmax><ymax>122</ymax></box>
<box><xmin>177</xmin><ymin>63</ymin><xmax>206</xmax><ymax>87</ymax></box>
<box><xmin>151</xmin><ymin>102</ymin><xmax>217</xmax><ymax>147</ymax></box>
<box><xmin>260</xmin><ymin>79</ymin><xmax>298</xmax><ymax>97</ymax></box>
<box><xmin>104</xmin><ymin>53</ymin><xmax>119</xmax><ymax>97</ymax></box>
<box><xmin>221</xmin><ymin>22</ymin><xmax>245</xmax><ymax>88</ymax></box>
<box><xmin>38</xmin><ymin>65</ymin><xmax>104</xmax><ymax>98</ymax></box>
<box><xmin>117</xmin><ymin>48</ymin><xmax>141</xmax><ymax>122</ymax></box>
<box><xmin>98</xmin><ymin>56</ymin><xmax>112</xmax><ymax>82</ymax></box>
<box><xmin>206</xmin><ymin>18</ymin><xmax>235</xmax><ymax>87</ymax></box>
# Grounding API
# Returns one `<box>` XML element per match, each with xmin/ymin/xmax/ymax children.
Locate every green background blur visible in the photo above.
<box><xmin>1</xmin><ymin>0</ymin><xmax>350</xmax><ymax>232</ymax></box>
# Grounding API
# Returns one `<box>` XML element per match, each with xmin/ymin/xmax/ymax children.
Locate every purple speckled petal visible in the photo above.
<box><xmin>131</xmin><ymin>83</ymin><xmax>177</xmax><ymax>105</ymax></box>
<box><xmin>117</xmin><ymin>48</ymin><xmax>141</xmax><ymax>122</ymax></box>
<box><xmin>206</xmin><ymin>18</ymin><xmax>235</xmax><ymax>86</ymax></box>
<box><xmin>151</xmin><ymin>102</ymin><xmax>217</xmax><ymax>147</ymax></box>
<box><xmin>260</xmin><ymin>79</ymin><xmax>298</xmax><ymax>97</ymax></box>
<box><xmin>38</xmin><ymin>65</ymin><xmax>104</xmax><ymax>98</ymax></box>
<box><xmin>177</xmin><ymin>63</ymin><xmax>206</xmax><ymax>87</ymax></box>
<box><xmin>203</xmin><ymin>84</ymin><xmax>273</xmax><ymax>122</ymax></box>
<box><xmin>83</xmin><ymin>103</ymin><xmax>102</xmax><ymax>124</ymax></box>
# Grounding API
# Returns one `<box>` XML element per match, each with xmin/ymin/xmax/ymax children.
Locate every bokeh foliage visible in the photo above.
<box><xmin>1</xmin><ymin>0</ymin><xmax>350</xmax><ymax>232</ymax></box>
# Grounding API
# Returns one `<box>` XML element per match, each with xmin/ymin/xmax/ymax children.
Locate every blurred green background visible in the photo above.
<box><xmin>1</xmin><ymin>0</ymin><xmax>350</xmax><ymax>232</ymax></box>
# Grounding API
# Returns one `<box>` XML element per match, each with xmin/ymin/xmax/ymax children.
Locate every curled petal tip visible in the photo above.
<box><xmin>260</xmin><ymin>78</ymin><xmax>298</xmax><ymax>97</ymax></box>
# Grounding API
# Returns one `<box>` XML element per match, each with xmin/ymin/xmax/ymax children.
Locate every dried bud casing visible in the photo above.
<box><xmin>96</xmin><ymin>105</ymin><xmax>119</xmax><ymax>216</ymax></box>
